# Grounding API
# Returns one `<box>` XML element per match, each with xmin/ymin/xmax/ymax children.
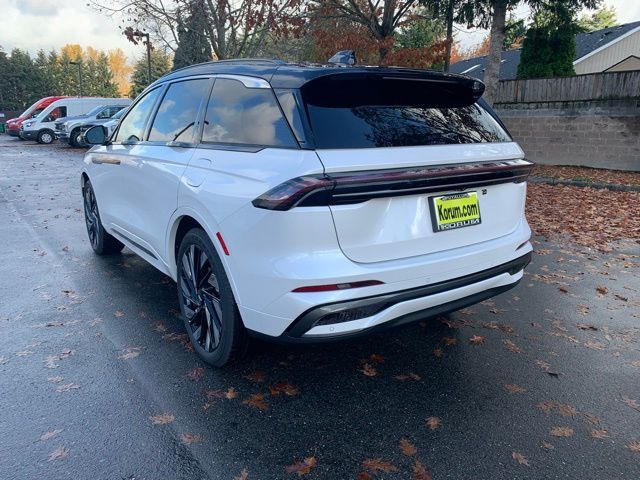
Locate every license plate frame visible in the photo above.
<box><xmin>429</xmin><ymin>191</ymin><xmax>482</xmax><ymax>233</ymax></box>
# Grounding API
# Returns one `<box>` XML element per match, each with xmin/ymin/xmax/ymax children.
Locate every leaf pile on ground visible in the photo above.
<box><xmin>532</xmin><ymin>165</ymin><xmax>640</xmax><ymax>187</ymax></box>
<box><xmin>526</xmin><ymin>184</ymin><xmax>640</xmax><ymax>251</ymax></box>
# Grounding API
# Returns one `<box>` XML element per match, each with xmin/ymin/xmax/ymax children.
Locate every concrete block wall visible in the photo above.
<box><xmin>495</xmin><ymin>99</ymin><xmax>640</xmax><ymax>172</ymax></box>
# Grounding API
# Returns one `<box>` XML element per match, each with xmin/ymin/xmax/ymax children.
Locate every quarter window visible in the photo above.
<box><xmin>114</xmin><ymin>88</ymin><xmax>163</xmax><ymax>144</ymax></box>
<box><xmin>202</xmin><ymin>78</ymin><xmax>297</xmax><ymax>148</ymax></box>
<box><xmin>148</xmin><ymin>79</ymin><xmax>210</xmax><ymax>143</ymax></box>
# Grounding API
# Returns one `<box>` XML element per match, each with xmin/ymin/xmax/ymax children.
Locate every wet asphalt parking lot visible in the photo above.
<box><xmin>0</xmin><ymin>135</ymin><xmax>639</xmax><ymax>480</ymax></box>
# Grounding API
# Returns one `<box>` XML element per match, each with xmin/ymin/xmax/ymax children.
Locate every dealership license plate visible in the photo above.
<box><xmin>429</xmin><ymin>191</ymin><xmax>481</xmax><ymax>232</ymax></box>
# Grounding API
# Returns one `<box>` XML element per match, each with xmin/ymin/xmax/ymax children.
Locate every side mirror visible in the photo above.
<box><xmin>84</xmin><ymin>125</ymin><xmax>107</xmax><ymax>145</ymax></box>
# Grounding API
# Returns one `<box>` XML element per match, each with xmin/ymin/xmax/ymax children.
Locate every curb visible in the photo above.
<box><xmin>529</xmin><ymin>176</ymin><xmax>640</xmax><ymax>193</ymax></box>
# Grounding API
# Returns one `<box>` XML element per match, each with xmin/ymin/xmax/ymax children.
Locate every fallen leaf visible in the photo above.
<box><xmin>469</xmin><ymin>335</ymin><xmax>486</xmax><ymax>345</ymax></box>
<box><xmin>150</xmin><ymin>413</ymin><xmax>175</xmax><ymax>425</ymax></box>
<box><xmin>369</xmin><ymin>353</ymin><xmax>385</xmax><ymax>364</ymax></box>
<box><xmin>536</xmin><ymin>400</ymin><xmax>557</xmax><ymax>413</ymax></box>
<box><xmin>503</xmin><ymin>339</ymin><xmax>522</xmax><ymax>353</ymax></box>
<box><xmin>186</xmin><ymin>367</ymin><xmax>205</xmax><ymax>382</ymax></box>
<box><xmin>268</xmin><ymin>381</ymin><xmax>299</xmax><ymax>397</ymax></box>
<box><xmin>627</xmin><ymin>441</ymin><xmax>640</xmax><ymax>453</ymax></box>
<box><xmin>243</xmin><ymin>371</ymin><xmax>266</xmax><ymax>383</ymax></box>
<box><xmin>503</xmin><ymin>384</ymin><xmax>527</xmax><ymax>394</ymax></box>
<box><xmin>118</xmin><ymin>346</ymin><xmax>141</xmax><ymax>360</ymax></box>
<box><xmin>591</xmin><ymin>429</ymin><xmax>609</xmax><ymax>439</ymax></box>
<box><xmin>394</xmin><ymin>373</ymin><xmax>421</xmax><ymax>382</ymax></box>
<box><xmin>621</xmin><ymin>395</ymin><xmax>640</xmax><ymax>412</ymax></box>
<box><xmin>285</xmin><ymin>456</ymin><xmax>317</xmax><ymax>476</ymax></box>
<box><xmin>442</xmin><ymin>336</ymin><xmax>457</xmax><ymax>346</ymax></box>
<box><xmin>584</xmin><ymin>340</ymin><xmax>606</xmax><ymax>350</ymax></box>
<box><xmin>558</xmin><ymin>286</ymin><xmax>569</xmax><ymax>293</ymax></box>
<box><xmin>39</xmin><ymin>429</ymin><xmax>63</xmax><ymax>441</ymax></box>
<box><xmin>550</xmin><ymin>426</ymin><xmax>574</xmax><ymax>437</ymax></box>
<box><xmin>47</xmin><ymin>376</ymin><xmax>63</xmax><ymax>383</ymax></box>
<box><xmin>412</xmin><ymin>460</ymin><xmax>433</xmax><ymax>480</ymax></box>
<box><xmin>114</xmin><ymin>310</ymin><xmax>125</xmax><ymax>317</ymax></box>
<box><xmin>512</xmin><ymin>451</ymin><xmax>530</xmax><ymax>466</ymax></box>
<box><xmin>180</xmin><ymin>433</ymin><xmax>204</xmax><ymax>444</ymax></box>
<box><xmin>152</xmin><ymin>322</ymin><xmax>168</xmax><ymax>333</ymax></box>
<box><xmin>576</xmin><ymin>323</ymin><xmax>598</xmax><ymax>331</ymax></box>
<box><xmin>233</xmin><ymin>468</ymin><xmax>249</xmax><ymax>480</ymax></box>
<box><xmin>356</xmin><ymin>473</ymin><xmax>373</xmax><ymax>480</ymax></box>
<box><xmin>399</xmin><ymin>438</ymin><xmax>417</xmax><ymax>456</ymax></box>
<box><xmin>225</xmin><ymin>387</ymin><xmax>239</xmax><ymax>399</ymax></box>
<box><xmin>359</xmin><ymin>362</ymin><xmax>378</xmax><ymax>377</ymax></box>
<box><xmin>596</xmin><ymin>286</ymin><xmax>608</xmax><ymax>295</ymax></box>
<box><xmin>541</xmin><ymin>441</ymin><xmax>554</xmax><ymax>450</ymax></box>
<box><xmin>426</xmin><ymin>417</ymin><xmax>441</xmax><ymax>431</ymax></box>
<box><xmin>362</xmin><ymin>458</ymin><xmax>398</xmax><ymax>474</ymax></box>
<box><xmin>432</xmin><ymin>347</ymin><xmax>443</xmax><ymax>358</ymax></box>
<box><xmin>614</xmin><ymin>294</ymin><xmax>628</xmax><ymax>302</ymax></box>
<box><xmin>243</xmin><ymin>394</ymin><xmax>268</xmax><ymax>411</ymax></box>
<box><xmin>582</xmin><ymin>413</ymin><xmax>601</xmax><ymax>425</ymax></box>
<box><xmin>557</xmin><ymin>404</ymin><xmax>577</xmax><ymax>418</ymax></box>
<box><xmin>48</xmin><ymin>446</ymin><xmax>68</xmax><ymax>461</ymax></box>
<box><xmin>55</xmin><ymin>383</ymin><xmax>80</xmax><ymax>393</ymax></box>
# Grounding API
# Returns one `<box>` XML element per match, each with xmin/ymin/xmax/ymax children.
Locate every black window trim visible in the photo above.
<box><xmin>110</xmin><ymin>84</ymin><xmax>167</xmax><ymax>146</ymax></box>
<box><xmin>195</xmin><ymin>76</ymin><xmax>301</xmax><ymax>152</ymax></box>
<box><xmin>144</xmin><ymin>77</ymin><xmax>213</xmax><ymax>148</ymax></box>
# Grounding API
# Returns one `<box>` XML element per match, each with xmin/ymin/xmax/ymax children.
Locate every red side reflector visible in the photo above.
<box><xmin>216</xmin><ymin>232</ymin><xmax>230</xmax><ymax>256</ymax></box>
<box><xmin>292</xmin><ymin>280</ymin><xmax>384</xmax><ymax>293</ymax></box>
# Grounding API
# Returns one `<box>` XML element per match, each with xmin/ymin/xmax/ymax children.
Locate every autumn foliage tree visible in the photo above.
<box><xmin>91</xmin><ymin>0</ymin><xmax>305</xmax><ymax>60</ymax></box>
<box><xmin>308</xmin><ymin>1</ymin><xmax>449</xmax><ymax>68</ymax></box>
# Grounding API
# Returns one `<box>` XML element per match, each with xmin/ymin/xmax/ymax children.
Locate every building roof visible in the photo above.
<box><xmin>450</xmin><ymin>21</ymin><xmax>640</xmax><ymax>81</ymax></box>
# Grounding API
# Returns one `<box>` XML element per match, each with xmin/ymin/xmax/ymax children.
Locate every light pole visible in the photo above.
<box><xmin>69</xmin><ymin>60</ymin><xmax>83</xmax><ymax>97</ymax></box>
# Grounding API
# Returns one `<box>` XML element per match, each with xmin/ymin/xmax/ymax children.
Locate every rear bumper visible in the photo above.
<box><xmin>247</xmin><ymin>251</ymin><xmax>530</xmax><ymax>343</ymax></box>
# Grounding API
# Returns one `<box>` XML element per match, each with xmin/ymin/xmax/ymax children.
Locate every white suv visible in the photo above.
<box><xmin>81</xmin><ymin>59</ymin><xmax>533</xmax><ymax>366</ymax></box>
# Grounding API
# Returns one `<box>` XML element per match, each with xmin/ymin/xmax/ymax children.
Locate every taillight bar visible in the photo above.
<box><xmin>292</xmin><ymin>280</ymin><xmax>384</xmax><ymax>293</ymax></box>
<box><xmin>252</xmin><ymin>159</ymin><xmax>534</xmax><ymax>211</ymax></box>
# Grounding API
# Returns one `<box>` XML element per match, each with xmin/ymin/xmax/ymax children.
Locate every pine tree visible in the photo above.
<box><xmin>517</xmin><ymin>2</ymin><xmax>578</xmax><ymax>79</ymax></box>
<box><xmin>172</xmin><ymin>0</ymin><xmax>213</xmax><ymax>71</ymax></box>
<box><xmin>129</xmin><ymin>50</ymin><xmax>171</xmax><ymax>98</ymax></box>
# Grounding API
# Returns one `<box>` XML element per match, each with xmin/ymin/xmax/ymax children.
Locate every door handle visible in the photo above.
<box><xmin>92</xmin><ymin>155</ymin><xmax>121</xmax><ymax>165</ymax></box>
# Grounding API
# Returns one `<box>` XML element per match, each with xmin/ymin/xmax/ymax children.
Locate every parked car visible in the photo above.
<box><xmin>20</xmin><ymin>97</ymin><xmax>130</xmax><ymax>144</ymax></box>
<box><xmin>81</xmin><ymin>59</ymin><xmax>534</xmax><ymax>367</ymax></box>
<box><xmin>78</xmin><ymin>107</ymin><xmax>128</xmax><ymax>147</ymax></box>
<box><xmin>5</xmin><ymin>96</ymin><xmax>68</xmax><ymax>138</ymax></box>
<box><xmin>55</xmin><ymin>103</ymin><xmax>131</xmax><ymax>147</ymax></box>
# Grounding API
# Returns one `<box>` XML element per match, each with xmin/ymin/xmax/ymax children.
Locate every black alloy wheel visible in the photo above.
<box><xmin>177</xmin><ymin>228</ymin><xmax>248</xmax><ymax>366</ymax></box>
<box><xmin>82</xmin><ymin>179</ymin><xmax>124</xmax><ymax>255</ymax></box>
<box><xmin>180</xmin><ymin>243</ymin><xmax>223</xmax><ymax>352</ymax></box>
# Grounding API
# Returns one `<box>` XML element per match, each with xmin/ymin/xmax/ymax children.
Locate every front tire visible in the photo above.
<box><xmin>37</xmin><ymin>129</ymin><xmax>55</xmax><ymax>144</ymax></box>
<box><xmin>177</xmin><ymin>228</ymin><xmax>248</xmax><ymax>367</ymax></box>
<box><xmin>70</xmin><ymin>129</ymin><xmax>84</xmax><ymax>148</ymax></box>
<box><xmin>82</xmin><ymin>179</ymin><xmax>124</xmax><ymax>255</ymax></box>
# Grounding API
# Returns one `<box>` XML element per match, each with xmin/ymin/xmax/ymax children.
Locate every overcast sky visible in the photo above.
<box><xmin>1</xmin><ymin>0</ymin><xmax>639</xmax><ymax>61</ymax></box>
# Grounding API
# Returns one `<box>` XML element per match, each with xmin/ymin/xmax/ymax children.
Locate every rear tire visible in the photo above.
<box><xmin>37</xmin><ymin>129</ymin><xmax>55</xmax><ymax>145</ymax></box>
<box><xmin>82</xmin><ymin>179</ymin><xmax>124</xmax><ymax>255</ymax></box>
<box><xmin>177</xmin><ymin>228</ymin><xmax>248</xmax><ymax>367</ymax></box>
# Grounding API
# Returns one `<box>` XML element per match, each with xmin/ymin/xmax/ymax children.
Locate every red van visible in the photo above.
<box><xmin>5</xmin><ymin>96</ymin><xmax>68</xmax><ymax>137</ymax></box>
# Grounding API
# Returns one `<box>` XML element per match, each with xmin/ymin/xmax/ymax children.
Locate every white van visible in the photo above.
<box><xmin>20</xmin><ymin>97</ymin><xmax>130</xmax><ymax>144</ymax></box>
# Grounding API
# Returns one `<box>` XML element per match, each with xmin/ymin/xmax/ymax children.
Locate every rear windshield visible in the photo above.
<box><xmin>301</xmin><ymin>75</ymin><xmax>511</xmax><ymax>149</ymax></box>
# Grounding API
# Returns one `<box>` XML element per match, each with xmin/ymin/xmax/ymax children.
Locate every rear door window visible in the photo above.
<box><xmin>148</xmin><ymin>79</ymin><xmax>211</xmax><ymax>143</ymax></box>
<box><xmin>302</xmin><ymin>75</ymin><xmax>511</xmax><ymax>149</ymax></box>
<box><xmin>202</xmin><ymin>78</ymin><xmax>297</xmax><ymax>148</ymax></box>
<box><xmin>114</xmin><ymin>87</ymin><xmax>163</xmax><ymax>144</ymax></box>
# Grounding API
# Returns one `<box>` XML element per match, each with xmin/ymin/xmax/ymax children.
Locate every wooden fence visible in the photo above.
<box><xmin>494</xmin><ymin>70</ymin><xmax>640</xmax><ymax>104</ymax></box>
